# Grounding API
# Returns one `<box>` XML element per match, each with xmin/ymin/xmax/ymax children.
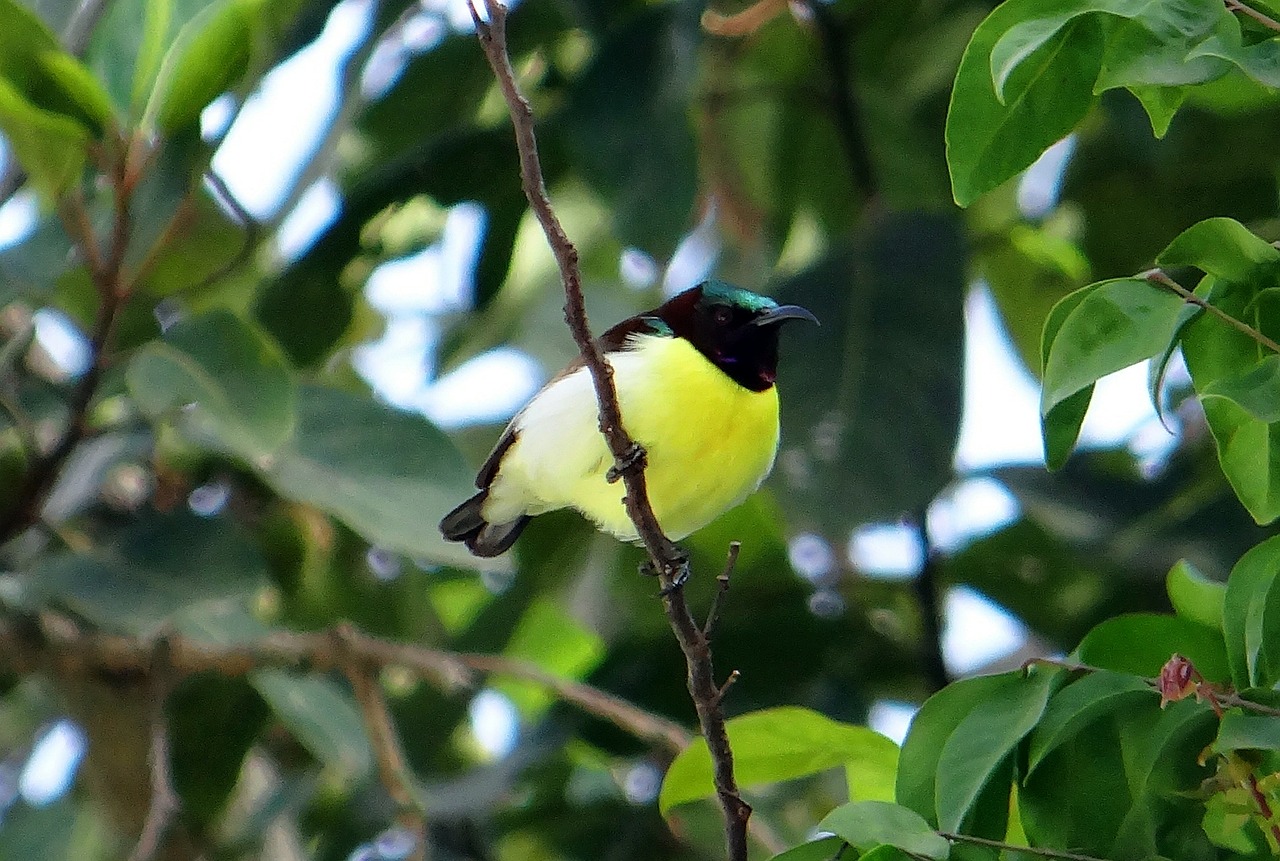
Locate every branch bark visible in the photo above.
<box><xmin>468</xmin><ymin>3</ymin><xmax>751</xmax><ymax>858</ymax></box>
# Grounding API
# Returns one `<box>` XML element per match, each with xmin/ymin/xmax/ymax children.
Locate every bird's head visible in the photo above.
<box><xmin>653</xmin><ymin>281</ymin><xmax>818</xmax><ymax>391</ymax></box>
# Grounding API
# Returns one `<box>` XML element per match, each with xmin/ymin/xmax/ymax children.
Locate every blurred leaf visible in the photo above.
<box><xmin>559</xmin><ymin>3</ymin><xmax>700</xmax><ymax>258</ymax></box>
<box><xmin>935</xmin><ymin>668</ymin><xmax>1056</xmax><ymax>833</ymax></box>
<box><xmin>1026</xmin><ymin>670</ymin><xmax>1153</xmax><ymax>777</ymax></box>
<box><xmin>258</xmin><ymin>385</ymin><xmax>487</xmax><ymax>569</ymax></box>
<box><xmin>1166</xmin><ymin>559</ymin><xmax>1226</xmax><ymax>630</ymax></box>
<box><xmin>36</xmin><ymin>50</ymin><xmax>115</xmax><ymax>130</ymax></box>
<box><xmin>772</xmin><ymin>212</ymin><xmax>965</xmax><ymax>530</ymax></box>
<box><xmin>127</xmin><ymin>309</ymin><xmax>297</xmax><ymax>459</ymax></box>
<box><xmin>169</xmin><ymin>673</ymin><xmax>268</xmax><ymax>826</ymax></box>
<box><xmin>947</xmin><ymin>0</ymin><xmax>1102</xmax><ymax>206</ymax></box>
<box><xmin>33</xmin><ymin>512</ymin><xmax>269</xmax><ymax>635</ymax></box>
<box><xmin>497</xmin><ymin>598</ymin><xmax>603</xmax><ymax>716</ymax></box>
<box><xmin>1074</xmin><ymin>612</ymin><xmax>1229</xmax><ymax>682</ymax></box>
<box><xmin>0</xmin><ymin>76</ymin><xmax>88</xmax><ymax>200</ymax></box>
<box><xmin>250</xmin><ymin>669</ymin><xmax>373</xmax><ymax>780</ymax></box>
<box><xmin>150</xmin><ymin>0</ymin><xmax>262</xmax><ymax>131</ymax></box>
<box><xmin>1212</xmin><ymin>709</ymin><xmax>1280</xmax><ymax>753</ymax></box>
<box><xmin>659</xmin><ymin>706</ymin><xmax>898</xmax><ymax>814</ymax></box>
<box><xmin>1222</xmin><ymin>533</ymin><xmax>1280</xmax><ymax>688</ymax></box>
<box><xmin>818</xmin><ymin>800</ymin><xmax>949</xmax><ymax>860</ymax></box>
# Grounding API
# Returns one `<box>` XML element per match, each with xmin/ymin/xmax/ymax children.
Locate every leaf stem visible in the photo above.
<box><xmin>1142</xmin><ymin>269</ymin><xmax>1280</xmax><ymax>354</ymax></box>
<box><xmin>1226</xmin><ymin>0</ymin><xmax>1280</xmax><ymax>32</ymax></box>
<box><xmin>940</xmin><ymin>832</ymin><xmax>1110</xmax><ymax>861</ymax></box>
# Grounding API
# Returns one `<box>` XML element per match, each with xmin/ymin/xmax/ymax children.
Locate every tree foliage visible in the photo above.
<box><xmin>0</xmin><ymin>0</ymin><xmax>1279</xmax><ymax>859</ymax></box>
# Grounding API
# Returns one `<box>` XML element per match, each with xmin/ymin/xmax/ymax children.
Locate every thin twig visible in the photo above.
<box><xmin>2</xmin><ymin>612</ymin><xmax>691</xmax><ymax>754</ymax></box>
<box><xmin>940</xmin><ymin>832</ymin><xmax>1111</xmax><ymax>861</ymax></box>
<box><xmin>468</xmin><ymin>3</ymin><xmax>752</xmax><ymax>858</ymax></box>
<box><xmin>702</xmin><ymin>0</ymin><xmax>789</xmax><ymax>36</ymax></box>
<box><xmin>1226</xmin><ymin>0</ymin><xmax>1280</xmax><ymax>32</ymax></box>
<box><xmin>1143</xmin><ymin>269</ymin><xmax>1280</xmax><ymax>355</ymax></box>
<box><xmin>127</xmin><ymin>638</ymin><xmax>181</xmax><ymax>861</ymax></box>
<box><xmin>702</xmin><ymin>542</ymin><xmax>740</xmax><ymax>638</ymax></box>
<box><xmin>336</xmin><ymin>624</ymin><xmax>428</xmax><ymax>861</ymax></box>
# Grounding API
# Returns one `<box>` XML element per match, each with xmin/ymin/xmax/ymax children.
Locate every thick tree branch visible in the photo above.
<box><xmin>468</xmin><ymin>3</ymin><xmax>751</xmax><ymax>858</ymax></box>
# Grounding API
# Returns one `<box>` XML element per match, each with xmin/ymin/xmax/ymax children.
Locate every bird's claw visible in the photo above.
<box><xmin>607</xmin><ymin>443</ymin><xmax>647</xmax><ymax>483</ymax></box>
<box><xmin>638</xmin><ymin>548</ymin><xmax>691</xmax><ymax>596</ymax></box>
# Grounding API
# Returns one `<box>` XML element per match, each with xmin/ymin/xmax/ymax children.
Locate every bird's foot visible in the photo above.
<box><xmin>639</xmin><ymin>547</ymin><xmax>691</xmax><ymax>595</ymax></box>
<box><xmin>606</xmin><ymin>443</ymin><xmax>647</xmax><ymax>483</ymax></box>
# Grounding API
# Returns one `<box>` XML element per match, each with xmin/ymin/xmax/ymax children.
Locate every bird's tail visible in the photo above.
<box><xmin>439</xmin><ymin>491</ymin><xmax>530</xmax><ymax>557</ymax></box>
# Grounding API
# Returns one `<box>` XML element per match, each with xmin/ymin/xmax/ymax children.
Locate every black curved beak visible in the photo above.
<box><xmin>750</xmin><ymin>304</ymin><xmax>819</xmax><ymax>327</ymax></box>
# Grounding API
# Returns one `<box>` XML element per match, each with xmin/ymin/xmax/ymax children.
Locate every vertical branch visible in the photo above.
<box><xmin>336</xmin><ymin>625</ymin><xmax>428</xmax><ymax>861</ymax></box>
<box><xmin>127</xmin><ymin>639</ymin><xmax>181</xmax><ymax>861</ymax></box>
<box><xmin>468</xmin><ymin>4</ymin><xmax>751</xmax><ymax>859</ymax></box>
<box><xmin>911</xmin><ymin>512</ymin><xmax>949</xmax><ymax>693</ymax></box>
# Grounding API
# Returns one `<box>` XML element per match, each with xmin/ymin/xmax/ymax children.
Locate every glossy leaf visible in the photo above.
<box><xmin>935</xmin><ymin>668</ymin><xmax>1056</xmax><ymax>832</ymax></box>
<box><xmin>1026</xmin><ymin>670</ymin><xmax>1153</xmax><ymax>776</ymax></box>
<box><xmin>1166</xmin><ymin>559</ymin><xmax>1226</xmax><ymax>631</ymax></box>
<box><xmin>766</xmin><ymin>837</ymin><xmax>846</xmax><ymax>861</ymax></box>
<box><xmin>1212</xmin><ymin>709</ymin><xmax>1280</xmax><ymax>753</ymax></box>
<box><xmin>1222</xmin><ymin>534</ymin><xmax>1280</xmax><ymax>688</ymax></box>
<box><xmin>1202</xmin><ymin>354</ymin><xmax>1280</xmax><ymax>423</ymax></box>
<box><xmin>1156</xmin><ymin>216</ymin><xmax>1280</xmax><ymax>282</ymax></box>
<box><xmin>818</xmin><ymin>801</ymin><xmax>949</xmax><ymax>860</ymax></box>
<box><xmin>250</xmin><ymin>670</ymin><xmax>373</xmax><ymax>780</ymax></box>
<box><xmin>948</xmin><ymin>0</ymin><xmax>1103</xmax><ymax>206</ymax></box>
<box><xmin>127</xmin><ymin>310</ymin><xmax>297</xmax><ymax>460</ymax></box>
<box><xmin>1041</xmin><ymin>279</ymin><xmax>1185</xmax><ymax>417</ymax></box>
<box><xmin>1075</xmin><ymin>613</ymin><xmax>1230</xmax><ymax>682</ymax></box>
<box><xmin>659</xmin><ymin>706</ymin><xmax>898</xmax><ymax>814</ymax></box>
<box><xmin>897</xmin><ymin>673</ymin><xmax>1011</xmax><ymax>826</ymax></box>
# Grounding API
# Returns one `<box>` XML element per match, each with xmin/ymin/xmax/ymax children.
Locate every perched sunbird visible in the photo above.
<box><xmin>440</xmin><ymin>281</ymin><xmax>817</xmax><ymax>557</ymax></box>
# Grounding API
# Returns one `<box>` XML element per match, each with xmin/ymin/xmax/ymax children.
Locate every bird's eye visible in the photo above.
<box><xmin>713</xmin><ymin>306</ymin><xmax>732</xmax><ymax>326</ymax></box>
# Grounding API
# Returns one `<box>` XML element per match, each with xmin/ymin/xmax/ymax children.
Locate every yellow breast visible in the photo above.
<box><xmin>486</xmin><ymin>334</ymin><xmax>780</xmax><ymax>541</ymax></box>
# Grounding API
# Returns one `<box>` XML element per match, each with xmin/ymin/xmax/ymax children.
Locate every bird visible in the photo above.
<box><xmin>439</xmin><ymin>280</ymin><xmax>817</xmax><ymax>557</ymax></box>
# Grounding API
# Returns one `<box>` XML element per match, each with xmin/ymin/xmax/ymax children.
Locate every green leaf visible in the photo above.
<box><xmin>1157</xmin><ymin>216</ymin><xmax>1280</xmax><ymax>282</ymax></box>
<box><xmin>818</xmin><ymin>801</ymin><xmax>950</xmax><ymax>860</ymax></box>
<box><xmin>127</xmin><ymin>310</ymin><xmax>297</xmax><ymax>460</ymax></box>
<box><xmin>1201</xmin><ymin>354</ymin><xmax>1280</xmax><ymax>423</ymax></box>
<box><xmin>1223</xmin><ymin>534</ymin><xmax>1280</xmax><ymax>688</ymax></box>
<box><xmin>1166</xmin><ymin>559</ymin><xmax>1226</xmax><ymax>630</ymax></box>
<box><xmin>947</xmin><ymin>0</ymin><xmax>1103</xmax><ymax>206</ymax></box>
<box><xmin>560</xmin><ymin>4</ymin><xmax>700</xmax><ymax>258</ymax></box>
<box><xmin>1188</xmin><ymin>15</ymin><xmax>1280</xmax><ymax>88</ymax></box>
<box><xmin>897</xmin><ymin>673</ymin><xmax>1010</xmax><ymax>826</ymax></box>
<box><xmin>773</xmin><ymin>214</ymin><xmax>965</xmax><ymax>529</ymax></box>
<box><xmin>35</xmin><ymin>50</ymin><xmax>116</xmax><ymax>130</ymax></box>
<box><xmin>1127</xmin><ymin>85</ymin><xmax>1188</xmax><ymax>137</ymax></box>
<box><xmin>935</xmin><ymin>668</ymin><xmax>1056</xmax><ymax>832</ymax></box>
<box><xmin>258</xmin><ymin>385</ymin><xmax>486</xmax><ymax>569</ymax></box>
<box><xmin>766</xmin><ymin>837</ymin><xmax>846</xmax><ymax>861</ymax></box>
<box><xmin>659</xmin><ymin>706</ymin><xmax>898</xmax><ymax>814</ymax></box>
<box><xmin>250</xmin><ymin>670</ymin><xmax>373</xmax><ymax>780</ymax></box>
<box><xmin>1075</xmin><ymin>612</ymin><xmax>1230</xmax><ymax>682</ymax></box>
<box><xmin>1039</xmin><ymin>279</ymin><xmax>1184</xmax><ymax>449</ymax></box>
<box><xmin>150</xmin><ymin>0</ymin><xmax>262</xmax><ymax>132</ymax></box>
<box><xmin>496</xmin><ymin>598</ymin><xmax>603</xmax><ymax>716</ymax></box>
<box><xmin>0</xmin><ymin>77</ymin><xmax>88</xmax><ymax>200</ymax></box>
<box><xmin>33</xmin><ymin>512</ymin><xmax>269</xmax><ymax>635</ymax></box>
<box><xmin>1212</xmin><ymin>709</ymin><xmax>1280</xmax><ymax>753</ymax></box>
<box><xmin>1026</xmin><ymin>670</ymin><xmax>1153</xmax><ymax>777</ymax></box>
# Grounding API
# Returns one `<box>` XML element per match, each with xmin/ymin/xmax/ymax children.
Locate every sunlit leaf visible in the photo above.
<box><xmin>818</xmin><ymin>801</ymin><xmax>949</xmax><ymax>860</ymax></box>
